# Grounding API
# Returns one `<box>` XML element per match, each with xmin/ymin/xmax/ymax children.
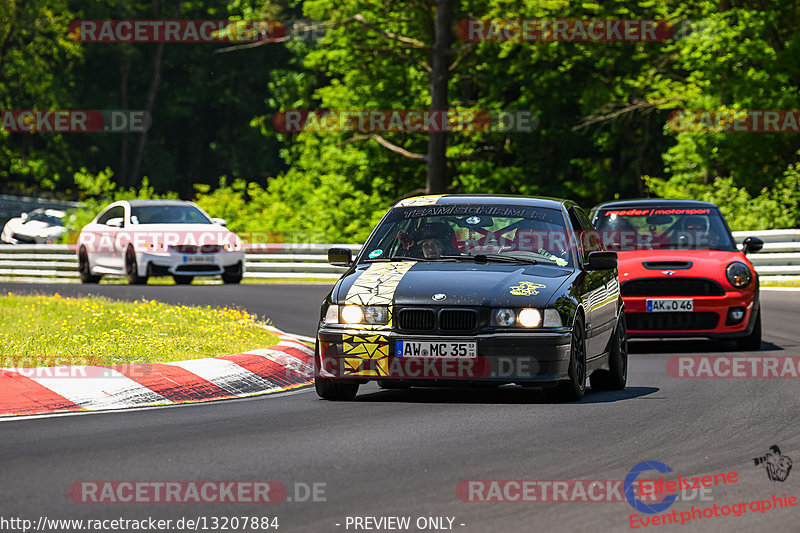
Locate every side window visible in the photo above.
<box><xmin>567</xmin><ymin>208</ymin><xmax>589</xmax><ymax>263</ymax></box>
<box><xmin>568</xmin><ymin>207</ymin><xmax>603</xmax><ymax>263</ymax></box>
<box><xmin>97</xmin><ymin>206</ymin><xmax>124</xmax><ymax>225</ymax></box>
<box><xmin>575</xmin><ymin>207</ymin><xmax>604</xmax><ymax>253</ymax></box>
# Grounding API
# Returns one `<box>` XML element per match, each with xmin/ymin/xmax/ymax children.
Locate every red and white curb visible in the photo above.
<box><xmin>0</xmin><ymin>326</ymin><xmax>314</xmax><ymax>418</ymax></box>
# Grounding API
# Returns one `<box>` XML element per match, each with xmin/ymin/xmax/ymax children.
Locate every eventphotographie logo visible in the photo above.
<box><xmin>753</xmin><ymin>445</ymin><xmax>793</xmax><ymax>482</ymax></box>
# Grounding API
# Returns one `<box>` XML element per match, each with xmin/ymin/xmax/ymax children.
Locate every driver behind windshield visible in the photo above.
<box><xmin>413</xmin><ymin>222</ymin><xmax>454</xmax><ymax>259</ymax></box>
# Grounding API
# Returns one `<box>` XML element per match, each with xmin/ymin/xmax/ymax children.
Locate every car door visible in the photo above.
<box><xmin>93</xmin><ymin>205</ymin><xmax>125</xmax><ymax>271</ymax></box>
<box><xmin>575</xmin><ymin>207</ymin><xmax>619</xmax><ymax>353</ymax></box>
<box><xmin>569</xmin><ymin>206</ymin><xmax>617</xmax><ymax>358</ymax></box>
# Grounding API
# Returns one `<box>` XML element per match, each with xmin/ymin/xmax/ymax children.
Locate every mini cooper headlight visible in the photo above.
<box><xmin>726</xmin><ymin>262</ymin><xmax>752</xmax><ymax>288</ymax></box>
<box><xmin>335</xmin><ymin>305</ymin><xmax>390</xmax><ymax>325</ymax></box>
<box><xmin>518</xmin><ymin>308</ymin><xmax>542</xmax><ymax>328</ymax></box>
<box><xmin>494</xmin><ymin>308</ymin><xmax>517</xmax><ymax>327</ymax></box>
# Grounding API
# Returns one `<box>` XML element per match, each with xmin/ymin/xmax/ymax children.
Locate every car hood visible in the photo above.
<box><xmin>335</xmin><ymin>261</ymin><xmax>572</xmax><ymax>308</ymax></box>
<box><xmin>616</xmin><ymin>249</ymin><xmax>753</xmax><ymax>282</ymax></box>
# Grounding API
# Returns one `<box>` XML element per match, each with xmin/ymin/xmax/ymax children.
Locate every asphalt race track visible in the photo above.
<box><xmin>1</xmin><ymin>282</ymin><xmax>799</xmax><ymax>533</ymax></box>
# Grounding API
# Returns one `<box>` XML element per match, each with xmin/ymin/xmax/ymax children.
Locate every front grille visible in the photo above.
<box><xmin>12</xmin><ymin>233</ymin><xmax>36</xmax><ymax>244</ymax></box>
<box><xmin>439</xmin><ymin>309</ymin><xmax>478</xmax><ymax>331</ymax></box>
<box><xmin>628</xmin><ymin>312</ymin><xmax>719</xmax><ymax>331</ymax></box>
<box><xmin>172</xmin><ymin>244</ymin><xmax>221</xmax><ymax>254</ymax></box>
<box><xmin>398</xmin><ymin>309</ymin><xmax>435</xmax><ymax>330</ymax></box>
<box><xmin>175</xmin><ymin>264</ymin><xmax>219</xmax><ymax>272</ymax></box>
<box><xmin>621</xmin><ymin>278</ymin><xmax>724</xmax><ymax>297</ymax></box>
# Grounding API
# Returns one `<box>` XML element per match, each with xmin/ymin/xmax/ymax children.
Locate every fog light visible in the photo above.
<box><xmin>726</xmin><ymin>307</ymin><xmax>746</xmax><ymax>325</ymax></box>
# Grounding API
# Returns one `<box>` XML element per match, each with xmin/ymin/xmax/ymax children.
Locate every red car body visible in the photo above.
<box><xmin>591</xmin><ymin>200</ymin><xmax>763</xmax><ymax>349</ymax></box>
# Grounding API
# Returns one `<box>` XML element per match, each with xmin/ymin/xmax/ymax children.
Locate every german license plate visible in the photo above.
<box><xmin>395</xmin><ymin>340</ymin><xmax>477</xmax><ymax>358</ymax></box>
<box><xmin>183</xmin><ymin>255</ymin><xmax>215</xmax><ymax>264</ymax></box>
<box><xmin>646</xmin><ymin>299</ymin><xmax>693</xmax><ymax>312</ymax></box>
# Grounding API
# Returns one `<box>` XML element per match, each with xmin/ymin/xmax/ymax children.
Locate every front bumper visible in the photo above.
<box><xmin>137</xmin><ymin>251</ymin><xmax>245</xmax><ymax>277</ymax></box>
<box><xmin>316</xmin><ymin>327</ymin><xmax>572</xmax><ymax>384</ymax></box>
<box><xmin>623</xmin><ymin>290</ymin><xmax>757</xmax><ymax>339</ymax></box>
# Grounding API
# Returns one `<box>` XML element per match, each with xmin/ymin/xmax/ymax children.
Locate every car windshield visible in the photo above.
<box><xmin>26</xmin><ymin>212</ymin><xmax>63</xmax><ymax>225</ymax></box>
<box><xmin>129</xmin><ymin>205</ymin><xmax>210</xmax><ymax>225</ymax></box>
<box><xmin>361</xmin><ymin>204</ymin><xmax>574</xmax><ymax>267</ymax></box>
<box><xmin>594</xmin><ymin>206</ymin><xmax>736</xmax><ymax>251</ymax></box>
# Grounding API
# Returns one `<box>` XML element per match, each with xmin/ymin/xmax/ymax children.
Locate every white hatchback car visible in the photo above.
<box><xmin>76</xmin><ymin>200</ymin><xmax>245</xmax><ymax>285</ymax></box>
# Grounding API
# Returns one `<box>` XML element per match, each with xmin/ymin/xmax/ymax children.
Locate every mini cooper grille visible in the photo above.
<box><xmin>439</xmin><ymin>309</ymin><xmax>478</xmax><ymax>331</ymax></box>
<box><xmin>627</xmin><ymin>312</ymin><xmax>719</xmax><ymax>331</ymax></box>
<box><xmin>621</xmin><ymin>278</ymin><xmax>725</xmax><ymax>297</ymax></box>
<box><xmin>398</xmin><ymin>309</ymin><xmax>436</xmax><ymax>330</ymax></box>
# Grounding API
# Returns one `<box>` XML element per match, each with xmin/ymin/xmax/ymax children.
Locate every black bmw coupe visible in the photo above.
<box><xmin>315</xmin><ymin>195</ymin><xmax>626</xmax><ymax>401</ymax></box>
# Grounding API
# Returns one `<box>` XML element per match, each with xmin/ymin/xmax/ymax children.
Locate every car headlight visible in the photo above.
<box><xmin>494</xmin><ymin>308</ymin><xmax>517</xmax><ymax>326</ymax></box>
<box><xmin>726</xmin><ymin>262</ymin><xmax>752</xmax><ymax>288</ymax></box>
<box><xmin>145</xmin><ymin>243</ymin><xmax>168</xmax><ymax>252</ymax></box>
<box><xmin>329</xmin><ymin>305</ymin><xmax>390</xmax><ymax>325</ymax></box>
<box><xmin>518</xmin><ymin>308</ymin><xmax>542</xmax><ymax>328</ymax></box>
<box><xmin>493</xmin><ymin>308</ymin><xmax>561</xmax><ymax>328</ymax></box>
<box><xmin>223</xmin><ymin>238</ymin><xmax>243</xmax><ymax>252</ymax></box>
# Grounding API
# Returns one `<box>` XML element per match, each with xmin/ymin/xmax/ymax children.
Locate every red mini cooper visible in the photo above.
<box><xmin>591</xmin><ymin>199</ymin><xmax>763</xmax><ymax>350</ymax></box>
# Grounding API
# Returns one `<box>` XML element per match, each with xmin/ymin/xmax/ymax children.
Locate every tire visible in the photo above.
<box><xmin>315</xmin><ymin>377</ymin><xmax>359</xmax><ymax>400</ymax></box>
<box><xmin>78</xmin><ymin>247</ymin><xmax>101</xmax><ymax>284</ymax></box>
<box><xmin>173</xmin><ymin>275</ymin><xmax>194</xmax><ymax>285</ymax></box>
<box><xmin>548</xmin><ymin>314</ymin><xmax>587</xmax><ymax>402</ymax></box>
<box><xmin>222</xmin><ymin>273</ymin><xmax>243</xmax><ymax>284</ymax></box>
<box><xmin>377</xmin><ymin>380</ymin><xmax>410</xmax><ymax>390</ymax></box>
<box><xmin>736</xmin><ymin>308</ymin><xmax>762</xmax><ymax>351</ymax></box>
<box><xmin>222</xmin><ymin>264</ymin><xmax>243</xmax><ymax>284</ymax></box>
<box><xmin>590</xmin><ymin>314</ymin><xmax>628</xmax><ymax>391</ymax></box>
<box><xmin>125</xmin><ymin>247</ymin><xmax>148</xmax><ymax>285</ymax></box>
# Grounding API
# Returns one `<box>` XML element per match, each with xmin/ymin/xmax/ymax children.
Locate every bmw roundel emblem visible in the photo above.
<box><xmin>432</xmin><ymin>293</ymin><xmax>446</xmax><ymax>301</ymax></box>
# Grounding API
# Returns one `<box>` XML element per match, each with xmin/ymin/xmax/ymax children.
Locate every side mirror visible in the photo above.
<box><xmin>20</xmin><ymin>212</ymin><xmax>28</xmax><ymax>221</ymax></box>
<box><xmin>106</xmin><ymin>217</ymin><xmax>124</xmax><ymax>228</ymax></box>
<box><xmin>742</xmin><ymin>236</ymin><xmax>763</xmax><ymax>254</ymax></box>
<box><xmin>211</xmin><ymin>218</ymin><xmax>227</xmax><ymax>226</ymax></box>
<box><xmin>586</xmin><ymin>250</ymin><xmax>617</xmax><ymax>271</ymax></box>
<box><xmin>328</xmin><ymin>247</ymin><xmax>353</xmax><ymax>267</ymax></box>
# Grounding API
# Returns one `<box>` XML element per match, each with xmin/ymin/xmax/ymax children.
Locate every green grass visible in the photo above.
<box><xmin>761</xmin><ymin>279</ymin><xmax>800</xmax><ymax>288</ymax></box>
<box><xmin>0</xmin><ymin>293</ymin><xmax>281</xmax><ymax>367</ymax></box>
<box><xmin>97</xmin><ymin>276</ymin><xmax>335</xmax><ymax>285</ymax></box>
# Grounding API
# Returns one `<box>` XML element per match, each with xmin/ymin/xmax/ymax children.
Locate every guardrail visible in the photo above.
<box><xmin>0</xmin><ymin>230</ymin><xmax>797</xmax><ymax>283</ymax></box>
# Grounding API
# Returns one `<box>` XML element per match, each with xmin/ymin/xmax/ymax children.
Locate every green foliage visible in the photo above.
<box><xmin>5</xmin><ymin>0</ymin><xmax>800</xmax><ymax>241</ymax></box>
<box><xmin>644</xmin><ymin>155</ymin><xmax>800</xmax><ymax>231</ymax></box>
<box><xmin>60</xmin><ymin>169</ymin><xmax>178</xmax><ymax>243</ymax></box>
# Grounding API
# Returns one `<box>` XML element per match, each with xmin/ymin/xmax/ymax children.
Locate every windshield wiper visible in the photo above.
<box><xmin>440</xmin><ymin>254</ymin><xmax>538</xmax><ymax>265</ymax></box>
